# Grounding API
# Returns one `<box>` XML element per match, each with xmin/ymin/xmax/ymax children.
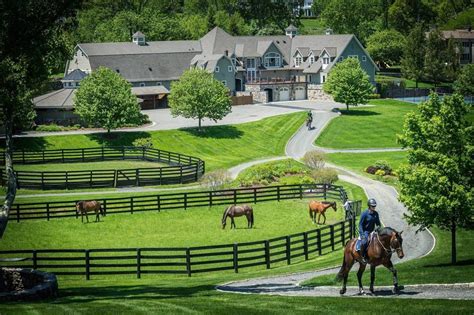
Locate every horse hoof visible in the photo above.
<box><xmin>393</xmin><ymin>287</ymin><xmax>400</xmax><ymax>294</ymax></box>
<box><xmin>370</xmin><ymin>288</ymin><xmax>374</xmax><ymax>294</ymax></box>
<box><xmin>339</xmin><ymin>288</ymin><xmax>346</xmax><ymax>295</ymax></box>
<box><xmin>358</xmin><ymin>289</ymin><xmax>366</xmax><ymax>295</ymax></box>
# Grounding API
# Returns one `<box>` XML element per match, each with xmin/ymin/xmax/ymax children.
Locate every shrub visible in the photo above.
<box><xmin>375</xmin><ymin>169</ymin><xmax>386</xmax><ymax>176</ymax></box>
<box><xmin>36</xmin><ymin>124</ymin><xmax>80</xmax><ymax>132</ymax></box>
<box><xmin>302</xmin><ymin>150</ymin><xmax>326</xmax><ymax>170</ymax></box>
<box><xmin>200</xmin><ymin>169</ymin><xmax>232</xmax><ymax>190</ymax></box>
<box><xmin>365</xmin><ymin>166</ymin><xmax>378</xmax><ymax>174</ymax></box>
<box><xmin>237</xmin><ymin>159</ymin><xmax>309</xmax><ymax>186</ymax></box>
<box><xmin>369</xmin><ymin>93</ymin><xmax>381</xmax><ymax>99</ymax></box>
<box><xmin>374</xmin><ymin>160</ymin><xmax>392</xmax><ymax>174</ymax></box>
<box><xmin>311</xmin><ymin>168</ymin><xmax>338</xmax><ymax>185</ymax></box>
<box><xmin>132</xmin><ymin>138</ymin><xmax>153</xmax><ymax>149</ymax></box>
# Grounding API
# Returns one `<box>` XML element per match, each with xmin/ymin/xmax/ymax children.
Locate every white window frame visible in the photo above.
<box><xmin>362</xmin><ymin>56</ymin><xmax>367</xmax><ymax>62</ymax></box>
<box><xmin>309</xmin><ymin>56</ymin><xmax>314</xmax><ymax>64</ymax></box>
<box><xmin>222</xmin><ymin>80</ymin><xmax>227</xmax><ymax>86</ymax></box>
<box><xmin>246</xmin><ymin>58</ymin><xmax>256</xmax><ymax>69</ymax></box>
<box><xmin>264</xmin><ymin>52</ymin><xmax>281</xmax><ymax>68</ymax></box>
<box><xmin>323</xmin><ymin>57</ymin><xmax>330</xmax><ymax>65</ymax></box>
<box><xmin>228</xmin><ymin>65</ymin><xmax>233</xmax><ymax>72</ymax></box>
<box><xmin>295</xmin><ymin>56</ymin><xmax>302</xmax><ymax>67</ymax></box>
<box><xmin>215</xmin><ymin>66</ymin><xmax>220</xmax><ymax>73</ymax></box>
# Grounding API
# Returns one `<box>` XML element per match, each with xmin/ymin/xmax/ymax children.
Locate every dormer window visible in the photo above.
<box><xmin>295</xmin><ymin>56</ymin><xmax>302</xmax><ymax>67</ymax></box>
<box><xmin>323</xmin><ymin>57</ymin><xmax>330</xmax><ymax>65</ymax></box>
<box><xmin>264</xmin><ymin>52</ymin><xmax>281</xmax><ymax>68</ymax></box>
<box><xmin>309</xmin><ymin>56</ymin><xmax>315</xmax><ymax>64</ymax></box>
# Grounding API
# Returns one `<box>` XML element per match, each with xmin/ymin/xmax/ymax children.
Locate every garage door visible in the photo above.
<box><xmin>295</xmin><ymin>86</ymin><xmax>306</xmax><ymax>100</ymax></box>
<box><xmin>279</xmin><ymin>87</ymin><xmax>290</xmax><ymax>101</ymax></box>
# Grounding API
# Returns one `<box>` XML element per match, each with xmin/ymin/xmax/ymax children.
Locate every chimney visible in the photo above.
<box><xmin>225</xmin><ymin>50</ymin><xmax>229</xmax><ymax>56</ymax></box>
<box><xmin>325</xmin><ymin>28</ymin><xmax>333</xmax><ymax>35</ymax></box>
<box><xmin>132</xmin><ymin>31</ymin><xmax>146</xmax><ymax>46</ymax></box>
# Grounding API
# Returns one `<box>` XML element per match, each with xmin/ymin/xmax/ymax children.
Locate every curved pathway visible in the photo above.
<box><xmin>216</xmin><ymin>106</ymin><xmax>453</xmax><ymax>299</ymax></box>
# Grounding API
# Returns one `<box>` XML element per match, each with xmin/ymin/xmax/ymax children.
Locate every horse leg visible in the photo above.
<box><xmin>339</xmin><ymin>255</ymin><xmax>355</xmax><ymax>295</ymax></box>
<box><xmin>96</xmin><ymin>210</ymin><xmax>100</xmax><ymax>222</ymax></box>
<box><xmin>85</xmin><ymin>212</ymin><xmax>89</xmax><ymax>223</ymax></box>
<box><xmin>81</xmin><ymin>212</ymin><xmax>84</xmax><ymax>223</ymax></box>
<box><xmin>231</xmin><ymin>217</ymin><xmax>235</xmax><ymax>229</ymax></box>
<box><xmin>357</xmin><ymin>263</ymin><xmax>367</xmax><ymax>295</ymax></box>
<box><xmin>322</xmin><ymin>212</ymin><xmax>326</xmax><ymax>224</ymax></box>
<box><xmin>384</xmin><ymin>261</ymin><xmax>400</xmax><ymax>294</ymax></box>
<box><xmin>369</xmin><ymin>264</ymin><xmax>376</xmax><ymax>294</ymax></box>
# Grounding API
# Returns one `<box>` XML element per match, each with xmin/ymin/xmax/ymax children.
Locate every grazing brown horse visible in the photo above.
<box><xmin>76</xmin><ymin>200</ymin><xmax>104</xmax><ymax>223</ymax></box>
<box><xmin>222</xmin><ymin>204</ymin><xmax>254</xmax><ymax>229</ymax></box>
<box><xmin>308</xmin><ymin>201</ymin><xmax>337</xmax><ymax>224</ymax></box>
<box><xmin>337</xmin><ymin>227</ymin><xmax>405</xmax><ymax>295</ymax></box>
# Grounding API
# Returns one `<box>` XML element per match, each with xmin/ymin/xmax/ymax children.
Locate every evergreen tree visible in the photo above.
<box><xmin>401</xmin><ymin>24</ymin><xmax>426</xmax><ymax>88</ymax></box>
<box><xmin>424</xmin><ymin>29</ymin><xmax>447</xmax><ymax>86</ymax></box>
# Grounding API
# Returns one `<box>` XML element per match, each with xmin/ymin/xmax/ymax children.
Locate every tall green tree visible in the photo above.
<box><xmin>323</xmin><ymin>58</ymin><xmax>374</xmax><ymax>111</ymax></box>
<box><xmin>388</xmin><ymin>0</ymin><xmax>435</xmax><ymax>34</ymax></box>
<box><xmin>366</xmin><ymin>29</ymin><xmax>406</xmax><ymax>68</ymax></box>
<box><xmin>424</xmin><ymin>29</ymin><xmax>446</xmax><ymax>86</ymax></box>
<box><xmin>444</xmin><ymin>36</ymin><xmax>461</xmax><ymax>82</ymax></box>
<box><xmin>401</xmin><ymin>24</ymin><xmax>426</xmax><ymax>88</ymax></box>
<box><xmin>397</xmin><ymin>93</ymin><xmax>473</xmax><ymax>264</ymax></box>
<box><xmin>453</xmin><ymin>64</ymin><xmax>474</xmax><ymax>96</ymax></box>
<box><xmin>0</xmin><ymin>0</ymin><xmax>81</xmax><ymax>238</ymax></box>
<box><xmin>168</xmin><ymin>68</ymin><xmax>231</xmax><ymax>130</ymax></box>
<box><xmin>74</xmin><ymin>67</ymin><xmax>143</xmax><ymax>133</ymax></box>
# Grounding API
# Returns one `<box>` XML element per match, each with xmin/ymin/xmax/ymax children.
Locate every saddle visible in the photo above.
<box><xmin>355</xmin><ymin>231</ymin><xmax>376</xmax><ymax>251</ymax></box>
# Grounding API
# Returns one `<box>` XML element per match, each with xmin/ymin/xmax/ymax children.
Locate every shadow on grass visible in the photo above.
<box><xmin>87</xmin><ymin>132</ymin><xmax>152</xmax><ymax>147</ymax></box>
<box><xmin>339</xmin><ymin>109</ymin><xmax>380</xmax><ymax>116</ymax></box>
<box><xmin>56</xmin><ymin>284</ymin><xmax>215</xmax><ymax>302</ymax></box>
<box><xmin>7</xmin><ymin>137</ymin><xmax>49</xmax><ymax>151</ymax></box>
<box><xmin>181</xmin><ymin>125</ymin><xmax>243</xmax><ymax>139</ymax></box>
<box><xmin>423</xmin><ymin>259</ymin><xmax>474</xmax><ymax>268</ymax></box>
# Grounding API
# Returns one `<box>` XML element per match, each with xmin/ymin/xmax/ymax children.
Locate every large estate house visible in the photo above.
<box><xmin>34</xmin><ymin>26</ymin><xmax>377</xmax><ymax>124</ymax></box>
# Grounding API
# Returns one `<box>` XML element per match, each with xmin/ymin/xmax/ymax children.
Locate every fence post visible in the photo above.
<box><xmin>286</xmin><ymin>236</ymin><xmax>291</xmax><ymax>265</ymax></box>
<box><xmin>184</xmin><ymin>193</ymin><xmax>187</xmax><ymax>210</ymax></box>
<box><xmin>233</xmin><ymin>189</ymin><xmax>237</xmax><ymax>205</ymax></box>
<box><xmin>264</xmin><ymin>240</ymin><xmax>270</xmax><ymax>269</ymax></box>
<box><xmin>136</xmin><ymin>169</ymin><xmax>140</xmax><ymax>186</ymax></box>
<box><xmin>159</xmin><ymin>168</ymin><xmax>162</xmax><ymax>185</ymax></box>
<box><xmin>299</xmin><ymin>185</ymin><xmax>303</xmax><ymax>199</ymax></box>
<box><xmin>15</xmin><ymin>171</ymin><xmax>20</xmax><ymax>190</ymax></box>
<box><xmin>32</xmin><ymin>250</ymin><xmax>37</xmax><ymax>269</ymax></box>
<box><xmin>157</xmin><ymin>195</ymin><xmax>161</xmax><ymax>212</ymax></box>
<box><xmin>62</xmin><ymin>149</ymin><xmax>65</xmax><ymax>163</ymax></box>
<box><xmin>253</xmin><ymin>187</ymin><xmax>257</xmax><ymax>204</ymax></box>
<box><xmin>103</xmin><ymin>199</ymin><xmax>107</xmax><ymax>216</ymax></box>
<box><xmin>82</xmin><ymin>148</ymin><xmax>85</xmax><ymax>162</ymax></box>
<box><xmin>42</xmin><ymin>151</ymin><xmax>45</xmax><ymax>163</ymax></box>
<box><xmin>65</xmin><ymin>172</ymin><xmax>69</xmax><ymax>190</ymax></box>
<box><xmin>46</xmin><ymin>203</ymin><xmax>50</xmax><ymax>221</ymax></box>
<box><xmin>323</xmin><ymin>184</ymin><xmax>327</xmax><ymax>200</ymax></box>
<box><xmin>186</xmin><ymin>248</ymin><xmax>192</xmax><ymax>277</ymax></box>
<box><xmin>317</xmin><ymin>229</ymin><xmax>322</xmax><ymax>256</ymax></box>
<box><xmin>180</xmin><ymin>166</ymin><xmax>183</xmax><ymax>184</ymax></box>
<box><xmin>85</xmin><ymin>250</ymin><xmax>90</xmax><ymax>280</ymax></box>
<box><xmin>330</xmin><ymin>225</ymin><xmax>335</xmax><ymax>251</ymax></box>
<box><xmin>41</xmin><ymin>172</ymin><xmax>45</xmax><ymax>190</ymax></box>
<box><xmin>16</xmin><ymin>204</ymin><xmax>20</xmax><ymax>222</ymax></box>
<box><xmin>113</xmin><ymin>170</ymin><xmax>118</xmax><ymax>188</ymax></box>
<box><xmin>142</xmin><ymin>147</ymin><xmax>146</xmax><ymax>160</ymax></box>
<box><xmin>277</xmin><ymin>186</ymin><xmax>280</xmax><ymax>202</ymax></box>
<box><xmin>209</xmin><ymin>191</ymin><xmax>213</xmax><ymax>207</ymax></box>
<box><xmin>137</xmin><ymin>248</ymin><xmax>141</xmax><ymax>279</ymax></box>
<box><xmin>303</xmin><ymin>232</ymin><xmax>309</xmax><ymax>260</ymax></box>
<box><xmin>130</xmin><ymin>197</ymin><xmax>134</xmax><ymax>214</ymax></box>
<box><xmin>341</xmin><ymin>222</ymin><xmax>345</xmax><ymax>246</ymax></box>
<box><xmin>233</xmin><ymin>243</ymin><xmax>238</xmax><ymax>273</ymax></box>
<box><xmin>195</xmin><ymin>164</ymin><xmax>198</xmax><ymax>181</ymax></box>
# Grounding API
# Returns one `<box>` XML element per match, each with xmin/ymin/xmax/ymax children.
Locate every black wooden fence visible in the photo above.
<box><xmin>0</xmin><ymin>147</ymin><xmax>205</xmax><ymax>190</ymax></box>
<box><xmin>10</xmin><ymin>184</ymin><xmax>348</xmax><ymax>222</ymax></box>
<box><xmin>0</xmin><ymin>217</ymin><xmax>357</xmax><ymax>279</ymax></box>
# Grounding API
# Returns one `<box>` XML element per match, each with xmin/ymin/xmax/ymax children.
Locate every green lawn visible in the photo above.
<box><xmin>10</xmin><ymin>112</ymin><xmax>305</xmax><ymax>173</ymax></box>
<box><xmin>302</xmin><ymin>226</ymin><xmax>474</xmax><ymax>287</ymax></box>
<box><xmin>315</xmin><ymin>99</ymin><xmax>417</xmax><ymax>149</ymax></box>
<box><xmin>300</xmin><ymin>18</ymin><xmax>326</xmax><ymax>35</ymax></box>
<box><xmin>14</xmin><ymin>160</ymin><xmax>167</xmax><ymax>172</ymax></box>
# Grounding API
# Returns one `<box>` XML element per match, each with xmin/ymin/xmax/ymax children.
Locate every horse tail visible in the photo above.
<box><xmin>222</xmin><ymin>206</ymin><xmax>230</xmax><ymax>224</ymax></box>
<box><xmin>99</xmin><ymin>202</ymin><xmax>105</xmax><ymax>217</ymax></box>
<box><xmin>250</xmin><ymin>210</ymin><xmax>254</xmax><ymax>226</ymax></box>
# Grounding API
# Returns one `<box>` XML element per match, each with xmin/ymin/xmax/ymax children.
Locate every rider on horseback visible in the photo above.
<box><xmin>306</xmin><ymin>110</ymin><xmax>313</xmax><ymax>129</ymax></box>
<box><xmin>357</xmin><ymin>198</ymin><xmax>381</xmax><ymax>264</ymax></box>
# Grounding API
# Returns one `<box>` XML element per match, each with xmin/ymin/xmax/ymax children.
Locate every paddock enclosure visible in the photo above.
<box><xmin>0</xmin><ymin>146</ymin><xmax>205</xmax><ymax>189</ymax></box>
<box><xmin>0</xmin><ymin>183</ymin><xmax>362</xmax><ymax>279</ymax></box>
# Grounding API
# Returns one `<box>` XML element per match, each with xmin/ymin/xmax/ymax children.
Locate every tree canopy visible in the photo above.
<box><xmin>168</xmin><ymin>68</ymin><xmax>232</xmax><ymax>130</ymax></box>
<box><xmin>401</xmin><ymin>24</ymin><xmax>426</xmax><ymax>88</ymax></box>
<box><xmin>366</xmin><ymin>29</ymin><xmax>405</xmax><ymax>68</ymax></box>
<box><xmin>453</xmin><ymin>64</ymin><xmax>474</xmax><ymax>96</ymax></box>
<box><xmin>397</xmin><ymin>93</ymin><xmax>474</xmax><ymax>264</ymax></box>
<box><xmin>323</xmin><ymin>58</ymin><xmax>373</xmax><ymax>111</ymax></box>
<box><xmin>74</xmin><ymin>67</ymin><xmax>143</xmax><ymax>133</ymax></box>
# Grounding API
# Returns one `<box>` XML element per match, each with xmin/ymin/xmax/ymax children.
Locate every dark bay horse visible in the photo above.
<box><xmin>309</xmin><ymin>200</ymin><xmax>336</xmax><ymax>224</ymax></box>
<box><xmin>337</xmin><ymin>227</ymin><xmax>405</xmax><ymax>295</ymax></box>
<box><xmin>222</xmin><ymin>204</ymin><xmax>254</xmax><ymax>229</ymax></box>
<box><xmin>76</xmin><ymin>200</ymin><xmax>104</xmax><ymax>223</ymax></box>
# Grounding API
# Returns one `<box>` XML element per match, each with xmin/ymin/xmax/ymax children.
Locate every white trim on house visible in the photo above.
<box><xmin>215</xmin><ymin>66</ymin><xmax>220</xmax><ymax>72</ymax></box>
<box><xmin>264</xmin><ymin>52</ymin><xmax>281</xmax><ymax>68</ymax></box>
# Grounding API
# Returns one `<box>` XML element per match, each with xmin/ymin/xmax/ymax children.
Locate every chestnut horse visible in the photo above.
<box><xmin>309</xmin><ymin>201</ymin><xmax>337</xmax><ymax>224</ymax></box>
<box><xmin>222</xmin><ymin>204</ymin><xmax>254</xmax><ymax>229</ymax></box>
<box><xmin>76</xmin><ymin>200</ymin><xmax>104</xmax><ymax>223</ymax></box>
<box><xmin>337</xmin><ymin>227</ymin><xmax>405</xmax><ymax>295</ymax></box>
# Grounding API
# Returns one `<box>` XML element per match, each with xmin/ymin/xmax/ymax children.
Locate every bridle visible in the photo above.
<box><xmin>376</xmin><ymin>233</ymin><xmax>402</xmax><ymax>255</ymax></box>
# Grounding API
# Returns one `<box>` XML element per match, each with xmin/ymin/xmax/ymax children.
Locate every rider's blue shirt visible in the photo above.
<box><xmin>359</xmin><ymin>209</ymin><xmax>381</xmax><ymax>235</ymax></box>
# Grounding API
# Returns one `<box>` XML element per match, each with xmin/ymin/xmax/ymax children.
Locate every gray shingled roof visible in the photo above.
<box><xmin>131</xmin><ymin>86</ymin><xmax>169</xmax><ymax>95</ymax></box>
<box><xmin>190</xmin><ymin>54</ymin><xmax>227</xmax><ymax>72</ymax></box>
<box><xmin>62</xmin><ymin>69</ymin><xmax>88</xmax><ymax>81</ymax></box>
<box><xmin>78</xmin><ymin>40</ymin><xmax>202</xmax><ymax>56</ymax></box>
<box><xmin>303</xmin><ymin>60</ymin><xmax>322</xmax><ymax>74</ymax></box>
<box><xmin>88</xmin><ymin>52</ymin><xmax>198</xmax><ymax>82</ymax></box>
<box><xmin>286</xmin><ymin>24</ymin><xmax>298</xmax><ymax>31</ymax></box>
<box><xmin>33</xmin><ymin>89</ymin><xmax>76</xmax><ymax>109</ymax></box>
<box><xmin>133</xmin><ymin>31</ymin><xmax>145</xmax><ymax>37</ymax></box>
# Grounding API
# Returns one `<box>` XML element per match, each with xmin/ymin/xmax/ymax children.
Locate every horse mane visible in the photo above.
<box><xmin>378</xmin><ymin>227</ymin><xmax>397</xmax><ymax>236</ymax></box>
<box><xmin>321</xmin><ymin>201</ymin><xmax>336</xmax><ymax>205</ymax></box>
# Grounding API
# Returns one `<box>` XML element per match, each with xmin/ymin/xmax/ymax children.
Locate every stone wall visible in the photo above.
<box><xmin>307</xmin><ymin>84</ymin><xmax>333</xmax><ymax>101</ymax></box>
<box><xmin>0</xmin><ymin>268</ymin><xmax>58</xmax><ymax>301</ymax></box>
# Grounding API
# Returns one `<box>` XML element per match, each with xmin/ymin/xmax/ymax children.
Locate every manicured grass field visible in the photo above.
<box><xmin>10</xmin><ymin>113</ymin><xmax>306</xmax><ymax>173</ymax></box>
<box><xmin>315</xmin><ymin>99</ymin><xmax>417</xmax><ymax>149</ymax></box>
<box><xmin>301</xmin><ymin>226</ymin><xmax>474</xmax><ymax>287</ymax></box>
<box><xmin>1</xmin><ymin>177</ymin><xmax>367</xmax><ymax>250</ymax></box>
<box><xmin>300</xmin><ymin>18</ymin><xmax>325</xmax><ymax>35</ymax></box>
<box><xmin>14</xmin><ymin>160</ymin><xmax>167</xmax><ymax>172</ymax></box>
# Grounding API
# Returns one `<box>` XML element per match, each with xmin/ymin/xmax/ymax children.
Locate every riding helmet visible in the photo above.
<box><xmin>367</xmin><ymin>198</ymin><xmax>377</xmax><ymax>207</ymax></box>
